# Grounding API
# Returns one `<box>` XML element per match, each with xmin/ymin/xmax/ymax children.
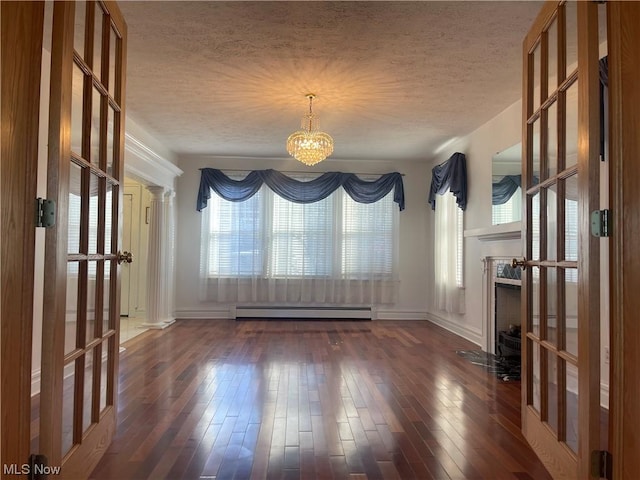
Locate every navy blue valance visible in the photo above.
<box><xmin>429</xmin><ymin>152</ymin><xmax>467</xmax><ymax>210</ymax></box>
<box><xmin>492</xmin><ymin>175</ymin><xmax>521</xmax><ymax>205</ymax></box>
<box><xmin>197</xmin><ymin>169</ymin><xmax>405</xmax><ymax>211</ymax></box>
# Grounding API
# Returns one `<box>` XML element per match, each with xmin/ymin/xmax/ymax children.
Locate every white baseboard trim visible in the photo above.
<box><xmin>141</xmin><ymin>318</ymin><xmax>176</xmax><ymax>329</ymax></box>
<box><xmin>425</xmin><ymin>312</ymin><xmax>483</xmax><ymax>347</ymax></box>
<box><xmin>175</xmin><ymin>308</ymin><xmax>233</xmax><ymax>319</ymax></box>
<box><xmin>375</xmin><ymin>309</ymin><xmax>428</xmax><ymax>321</ymax></box>
<box><xmin>176</xmin><ymin>307</ymin><xmax>430</xmax><ymax>321</ymax></box>
<box><xmin>235</xmin><ymin>306</ymin><xmax>372</xmax><ymax>320</ymax></box>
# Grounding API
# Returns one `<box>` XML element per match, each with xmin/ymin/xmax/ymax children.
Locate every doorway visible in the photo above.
<box><xmin>120</xmin><ymin>177</ymin><xmax>151</xmax><ymax>343</ymax></box>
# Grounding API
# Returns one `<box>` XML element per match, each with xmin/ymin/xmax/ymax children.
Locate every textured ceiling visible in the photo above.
<box><xmin>120</xmin><ymin>1</ymin><xmax>544</xmax><ymax>162</ymax></box>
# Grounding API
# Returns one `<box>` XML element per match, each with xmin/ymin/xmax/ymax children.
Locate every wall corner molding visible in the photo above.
<box><xmin>125</xmin><ymin>132</ymin><xmax>183</xmax><ymax>189</ymax></box>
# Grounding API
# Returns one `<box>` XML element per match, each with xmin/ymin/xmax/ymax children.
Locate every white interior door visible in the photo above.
<box><xmin>120</xmin><ymin>192</ymin><xmax>133</xmax><ymax>316</ymax></box>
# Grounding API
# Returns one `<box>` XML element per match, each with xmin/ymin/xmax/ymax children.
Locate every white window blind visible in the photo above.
<box><xmin>342</xmin><ymin>193</ymin><xmax>395</xmax><ymax>278</ymax></box>
<box><xmin>270</xmin><ymin>193</ymin><xmax>334</xmax><ymax>277</ymax></box>
<box><xmin>206</xmin><ymin>188</ymin><xmax>263</xmax><ymax>277</ymax></box>
<box><xmin>200</xmin><ymin>180</ymin><xmax>399</xmax><ymax>305</ymax></box>
<box><xmin>492</xmin><ymin>186</ymin><xmax>522</xmax><ymax>225</ymax></box>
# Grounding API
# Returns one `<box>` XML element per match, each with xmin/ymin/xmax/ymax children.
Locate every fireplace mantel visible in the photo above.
<box><xmin>464</xmin><ymin>221</ymin><xmax>521</xmax><ymax>241</ymax></box>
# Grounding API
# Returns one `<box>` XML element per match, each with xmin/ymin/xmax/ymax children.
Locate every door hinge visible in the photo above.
<box><xmin>35</xmin><ymin>197</ymin><xmax>55</xmax><ymax>228</ymax></box>
<box><xmin>591</xmin><ymin>450</ymin><xmax>612</xmax><ymax>480</ymax></box>
<box><xmin>590</xmin><ymin>209</ymin><xmax>610</xmax><ymax>237</ymax></box>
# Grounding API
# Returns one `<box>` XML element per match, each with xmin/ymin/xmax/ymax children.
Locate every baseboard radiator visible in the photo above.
<box><xmin>235</xmin><ymin>306</ymin><xmax>372</xmax><ymax>320</ymax></box>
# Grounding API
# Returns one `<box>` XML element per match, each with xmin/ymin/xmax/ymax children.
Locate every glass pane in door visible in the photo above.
<box><xmin>69</xmin><ymin>162</ymin><xmax>82</xmax><ymax>254</ymax></box>
<box><xmin>62</xmin><ymin>361</ymin><xmax>76</xmax><ymax>456</ymax></box>
<box><xmin>531</xmin><ymin>192</ymin><xmax>541</xmax><ymax>261</ymax></box>
<box><xmin>546</xmin><ymin>351</ymin><xmax>558</xmax><ymax>434</ymax></box>
<box><xmin>564</xmin><ymin>175</ymin><xmax>579</xmax><ymax>261</ymax></box>
<box><xmin>532</xmin><ymin>340</ymin><xmax>541</xmax><ymax>414</ymax></box>
<box><xmin>73</xmin><ymin>1</ymin><xmax>86</xmax><ymax>59</ymax></box>
<box><xmin>88</xmin><ymin>172</ymin><xmax>100</xmax><ymax>255</ymax></box>
<box><xmin>83</xmin><ymin>351</ymin><xmax>94</xmax><ymax>432</ymax></box>
<box><xmin>547</xmin><ymin>102</ymin><xmax>558</xmax><ymax>177</ymax></box>
<box><xmin>565</xmin><ymin>79</ymin><xmax>579</xmax><ymax>169</ymax></box>
<box><xmin>565</xmin><ymin>1</ymin><xmax>578</xmax><ymax>77</ymax></box>
<box><xmin>565</xmin><ymin>361</ymin><xmax>579</xmax><ymax>453</ymax></box>
<box><xmin>91</xmin><ymin>87</ymin><xmax>102</xmax><ymax>166</ymax></box>
<box><xmin>100</xmin><ymin>348</ymin><xmax>108</xmax><ymax>412</ymax></box>
<box><xmin>65</xmin><ymin>263</ymin><xmax>79</xmax><ymax>355</ymax></box>
<box><xmin>547</xmin><ymin>17</ymin><xmax>559</xmax><ymax>90</ymax></box>
<box><xmin>532</xmin><ymin>41</ymin><xmax>541</xmax><ymax>111</ymax></box>
<box><xmin>71</xmin><ymin>65</ymin><xmax>85</xmax><ymax>156</ymax></box>
<box><xmin>105</xmin><ymin>182</ymin><xmax>113</xmax><ymax>253</ymax></box>
<box><xmin>531</xmin><ymin>266</ymin><xmax>540</xmax><ymax>337</ymax></box>
<box><xmin>106</xmin><ymin>105</ymin><xmax>115</xmax><ymax>176</ymax></box>
<box><xmin>103</xmin><ymin>260</ymin><xmax>112</xmax><ymax>334</ymax></box>
<box><xmin>108</xmin><ymin>27</ymin><xmax>118</xmax><ymax>96</ymax></box>
<box><xmin>547</xmin><ymin>267</ymin><xmax>558</xmax><ymax>345</ymax></box>
<box><xmin>532</xmin><ymin>119</ymin><xmax>541</xmax><ymax>184</ymax></box>
<box><xmin>87</xmin><ymin>261</ymin><xmax>98</xmax><ymax>342</ymax></box>
<box><xmin>547</xmin><ymin>184</ymin><xmax>558</xmax><ymax>260</ymax></box>
<box><xmin>93</xmin><ymin>2</ymin><xmax>104</xmax><ymax>80</ymax></box>
<box><xmin>565</xmin><ymin>268</ymin><xmax>578</xmax><ymax>357</ymax></box>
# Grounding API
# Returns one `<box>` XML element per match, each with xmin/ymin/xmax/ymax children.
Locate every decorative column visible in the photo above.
<box><xmin>142</xmin><ymin>186</ymin><xmax>175</xmax><ymax>329</ymax></box>
<box><xmin>162</xmin><ymin>190</ymin><xmax>176</xmax><ymax>325</ymax></box>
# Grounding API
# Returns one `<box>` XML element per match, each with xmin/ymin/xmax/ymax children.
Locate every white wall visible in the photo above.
<box><xmin>425</xmin><ymin>100</ymin><xmax>524</xmax><ymax>346</ymax></box>
<box><xmin>174</xmin><ymin>156</ymin><xmax>432</xmax><ymax>319</ymax></box>
<box><xmin>426</xmin><ymin>99</ymin><xmax>610</xmax><ymax>407</ymax></box>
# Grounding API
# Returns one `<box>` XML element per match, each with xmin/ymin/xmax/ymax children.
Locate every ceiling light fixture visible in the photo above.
<box><xmin>286</xmin><ymin>93</ymin><xmax>334</xmax><ymax>166</ymax></box>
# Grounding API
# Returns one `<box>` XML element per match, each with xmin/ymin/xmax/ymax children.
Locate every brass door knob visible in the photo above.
<box><xmin>117</xmin><ymin>250</ymin><xmax>133</xmax><ymax>265</ymax></box>
<box><xmin>511</xmin><ymin>257</ymin><xmax>527</xmax><ymax>270</ymax></box>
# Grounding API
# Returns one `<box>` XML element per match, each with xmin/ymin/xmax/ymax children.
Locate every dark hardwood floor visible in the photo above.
<box><xmin>89</xmin><ymin>320</ymin><xmax>552</xmax><ymax>480</ymax></box>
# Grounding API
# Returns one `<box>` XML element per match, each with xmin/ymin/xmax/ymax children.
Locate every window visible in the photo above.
<box><xmin>492</xmin><ymin>186</ymin><xmax>522</xmax><ymax>225</ymax></box>
<box><xmin>206</xmin><ymin>188</ymin><xmax>264</xmax><ymax>277</ymax></box>
<box><xmin>270</xmin><ymin>193</ymin><xmax>334</xmax><ymax>277</ymax></box>
<box><xmin>434</xmin><ymin>191</ymin><xmax>465</xmax><ymax>313</ymax></box>
<box><xmin>204</xmin><ymin>184</ymin><xmax>396</xmax><ymax>280</ymax></box>
<box><xmin>341</xmin><ymin>193</ymin><xmax>395</xmax><ymax>278</ymax></box>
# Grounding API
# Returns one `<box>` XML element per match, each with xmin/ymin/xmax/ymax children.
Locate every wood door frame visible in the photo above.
<box><xmin>575</xmin><ymin>3</ymin><xmax>601</xmax><ymax>478</ymax></box>
<box><xmin>608</xmin><ymin>1</ymin><xmax>640</xmax><ymax>478</ymax></box>
<box><xmin>39</xmin><ymin>1</ymin><xmax>75</xmax><ymax>466</ymax></box>
<box><xmin>0</xmin><ymin>1</ymin><xmax>45</xmax><ymax>472</ymax></box>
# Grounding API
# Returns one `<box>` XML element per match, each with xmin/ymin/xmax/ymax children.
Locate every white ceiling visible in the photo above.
<box><xmin>120</xmin><ymin>1</ymin><xmax>544</xmax><ymax>162</ymax></box>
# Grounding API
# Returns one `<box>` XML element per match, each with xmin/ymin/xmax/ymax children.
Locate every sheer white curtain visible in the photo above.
<box><xmin>434</xmin><ymin>191</ymin><xmax>465</xmax><ymax>313</ymax></box>
<box><xmin>200</xmin><ymin>180</ymin><xmax>398</xmax><ymax>305</ymax></box>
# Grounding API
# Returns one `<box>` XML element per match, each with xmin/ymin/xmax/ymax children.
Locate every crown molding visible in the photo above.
<box><xmin>124</xmin><ymin>133</ymin><xmax>183</xmax><ymax>189</ymax></box>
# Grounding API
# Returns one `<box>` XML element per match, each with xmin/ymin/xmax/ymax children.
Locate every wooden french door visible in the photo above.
<box><xmin>519</xmin><ymin>1</ymin><xmax>602</xmax><ymax>478</ymax></box>
<box><xmin>40</xmin><ymin>1</ymin><xmax>127</xmax><ymax>477</ymax></box>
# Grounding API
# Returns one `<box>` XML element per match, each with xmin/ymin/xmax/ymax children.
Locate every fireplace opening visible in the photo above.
<box><xmin>495</xmin><ymin>282</ymin><xmax>521</xmax><ymax>380</ymax></box>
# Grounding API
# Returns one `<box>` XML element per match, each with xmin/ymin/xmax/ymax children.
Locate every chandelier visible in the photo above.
<box><xmin>286</xmin><ymin>93</ymin><xmax>334</xmax><ymax>166</ymax></box>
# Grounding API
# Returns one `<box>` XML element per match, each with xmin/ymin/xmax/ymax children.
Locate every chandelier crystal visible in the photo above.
<box><xmin>286</xmin><ymin>94</ymin><xmax>334</xmax><ymax>166</ymax></box>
